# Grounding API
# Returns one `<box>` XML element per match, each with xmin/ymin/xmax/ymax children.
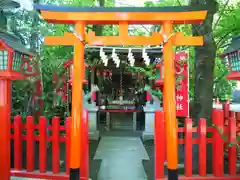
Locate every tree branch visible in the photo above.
<box><xmin>176</xmin><ymin>0</ymin><xmax>182</xmax><ymax>6</ymax></box>
<box><xmin>213</xmin><ymin>71</ymin><xmax>228</xmax><ymax>84</ymax></box>
<box><xmin>213</xmin><ymin>0</ymin><xmax>231</xmax><ymax>31</ymax></box>
<box><xmin>216</xmin><ymin>27</ymin><xmax>238</xmax><ymax>48</ymax></box>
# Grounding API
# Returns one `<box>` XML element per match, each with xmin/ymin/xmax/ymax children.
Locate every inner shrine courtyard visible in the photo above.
<box><xmin>0</xmin><ymin>0</ymin><xmax>240</xmax><ymax>180</ymax></box>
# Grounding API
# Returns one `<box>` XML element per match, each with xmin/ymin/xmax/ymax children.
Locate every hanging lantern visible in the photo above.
<box><xmin>154</xmin><ymin>62</ymin><xmax>164</xmax><ymax>88</ymax></box>
<box><xmin>97</xmin><ymin>70</ymin><xmax>101</xmax><ymax>77</ymax></box>
<box><xmin>146</xmin><ymin>91</ymin><xmax>152</xmax><ymax>101</ymax></box>
<box><xmin>109</xmin><ymin>70</ymin><xmax>112</xmax><ymax>77</ymax></box>
<box><xmin>103</xmin><ymin>70</ymin><xmax>107</xmax><ymax>79</ymax></box>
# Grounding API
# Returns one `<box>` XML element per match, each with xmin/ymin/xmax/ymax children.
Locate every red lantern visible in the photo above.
<box><xmin>91</xmin><ymin>92</ymin><xmax>96</xmax><ymax>101</ymax></box>
<box><xmin>109</xmin><ymin>71</ymin><xmax>112</xmax><ymax>77</ymax></box>
<box><xmin>146</xmin><ymin>91</ymin><xmax>152</xmax><ymax>101</ymax></box>
<box><xmin>103</xmin><ymin>70</ymin><xmax>107</xmax><ymax>78</ymax></box>
<box><xmin>97</xmin><ymin>70</ymin><xmax>101</xmax><ymax>77</ymax></box>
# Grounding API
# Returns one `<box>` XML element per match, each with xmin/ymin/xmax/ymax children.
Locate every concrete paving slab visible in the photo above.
<box><xmin>94</xmin><ymin>136</ymin><xmax>149</xmax><ymax>180</ymax></box>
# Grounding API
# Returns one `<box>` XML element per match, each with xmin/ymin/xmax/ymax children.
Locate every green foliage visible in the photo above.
<box><xmin>213</xmin><ymin>57</ymin><xmax>236</xmax><ymax>99</ymax></box>
<box><xmin>125</xmin><ymin>63</ymin><xmax>157</xmax><ymax>80</ymax></box>
<box><xmin>214</xmin><ymin>0</ymin><xmax>240</xmax><ymax>48</ymax></box>
<box><xmin>125</xmin><ymin>63</ymin><xmax>163</xmax><ymax>100</ymax></box>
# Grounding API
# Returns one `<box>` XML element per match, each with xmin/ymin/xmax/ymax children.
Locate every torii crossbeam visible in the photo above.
<box><xmin>35</xmin><ymin>4</ymin><xmax>207</xmax><ymax>180</ymax></box>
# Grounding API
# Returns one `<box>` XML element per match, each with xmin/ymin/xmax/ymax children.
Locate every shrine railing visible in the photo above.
<box><xmin>9</xmin><ymin>107</ymin><xmax>240</xmax><ymax>180</ymax></box>
<box><xmin>10</xmin><ymin>110</ymin><xmax>89</xmax><ymax>180</ymax></box>
<box><xmin>155</xmin><ymin>109</ymin><xmax>240</xmax><ymax>180</ymax></box>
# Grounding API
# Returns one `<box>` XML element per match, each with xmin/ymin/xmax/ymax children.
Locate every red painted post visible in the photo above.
<box><xmin>14</xmin><ymin>115</ymin><xmax>23</xmax><ymax>170</ymax></box>
<box><xmin>229</xmin><ymin>111</ymin><xmax>235</xmax><ymax>118</ymax></box>
<box><xmin>26</xmin><ymin>116</ymin><xmax>34</xmax><ymax>172</ymax></box>
<box><xmin>66</xmin><ymin>117</ymin><xmax>71</xmax><ymax>175</ymax></box>
<box><xmin>223</xmin><ymin>101</ymin><xmax>230</xmax><ymax>119</ymax></box>
<box><xmin>198</xmin><ymin>118</ymin><xmax>206</xmax><ymax>176</ymax></box>
<box><xmin>236</xmin><ymin>112</ymin><xmax>240</xmax><ymax>139</ymax></box>
<box><xmin>39</xmin><ymin>116</ymin><xmax>47</xmax><ymax>173</ymax></box>
<box><xmin>52</xmin><ymin>117</ymin><xmax>60</xmax><ymax>174</ymax></box>
<box><xmin>81</xmin><ymin>109</ymin><xmax>89</xmax><ymax>180</ymax></box>
<box><xmin>236</xmin><ymin>112</ymin><xmax>240</xmax><ymax>122</ymax></box>
<box><xmin>184</xmin><ymin>118</ymin><xmax>192</xmax><ymax>177</ymax></box>
<box><xmin>154</xmin><ymin>110</ymin><xmax>165</xmax><ymax>179</ymax></box>
<box><xmin>228</xmin><ymin>117</ymin><xmax>237</xmax><ymax>175</ymax></box>
<box><xmin>0</xmin><ymin>80</ymin><xmax>11</xmax><ymax>180</ymax></box>
<box><xmin>85</xmin><ymin>109</ymin><xmax>89</xmax><ymax>180</ymax></box>
<box><xmin>212</xmin><ymin>109</ymin><xmax>224</xmax><ymax>177</ymax></box>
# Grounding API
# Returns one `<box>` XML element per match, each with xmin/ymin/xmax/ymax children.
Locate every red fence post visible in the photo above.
<box><xmin>66</xmin><ymin>117</ymin><xmax>71</xmax><ymax>175</ymax></box>
<box><xmin>228</xmin><ymin>117</ymin><xmax>237</xmax><ymax>175</ymax></box>
<box><xmin>212</xmin><ymin>109</ymin><xmax>224</xmax><ymax>177</ymax></box>
<box><xmin>198</xmin><ymin>118</ymin><xmax>206</xmax><ymax>176</ymax></box>
<box><xmin>81</xmin><ymin>109</ymin><xmax>89</xmax><ymax>180</ymax></box>
<box><xmin>236</xmin><ymin>113</ymin><xmax>240</xmax><ymax>137</ymax></box>
<box><xmin>236</xmin><ymin>112</ymin><xmax>240</xmax><ymax>121</ymax></box>
<box><xmin>184</xmin><ymin>118</ymin><xmax>192</xmax><ymax>177</ymax></box>
<box><xmin>52</xmin><ymin>117</ymin><xmax>60</xmax><ymax>174</ymax></box>
<box><xmin>223</xmin><ymin>102</ymin><xmax>230</xmax><ymax>119</ymax></box>
<box><xmin>14</xmin><ymin>115</ymin><xmax>22</xmax><ymax>170</ymax></box>
<box><xmin>39</xmin><ymin>116</ymin><xmax>47</xmax><ymax>173</ymax></box>
<box><xmin>26</xmin><ymin>116</ymin><xmax>34</xmax><ymax>172</ymax></box>
<box><xmin>154</xmin><ymin>110</ymin><xmax>165</xmax><ymax>179</ymax></box>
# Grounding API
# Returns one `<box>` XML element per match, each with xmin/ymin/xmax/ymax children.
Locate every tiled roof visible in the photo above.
<box><xmin>0</xmin><ymin>29</ymin><xmax>35</xmax><ymax>56</ymax></box>
<box><xmin>223</xmin><ymin>36</ymin><xmax>240</xmax><ymax>54</ymax></box>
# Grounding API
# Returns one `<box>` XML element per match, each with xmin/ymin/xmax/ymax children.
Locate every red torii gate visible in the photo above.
<box><xmin>35</xmin><ymin>4</ymin><xmax>207</xmax><ymax>180</ymax></box>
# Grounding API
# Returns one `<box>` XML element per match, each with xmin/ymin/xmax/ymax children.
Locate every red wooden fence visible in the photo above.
<box><xmin>10</xmin><ymin>107</ymin><xmax>240</xmax><ymax>179</ymax></box>
<box><xmin>155</xmin><ymin>109</ymin><xmax>240</xmax><ymax>180</ymax></box>
<box><xmin>10</xmin><ymin>109</ymin><xmax>89</xmax><ymax>180</ymax></box>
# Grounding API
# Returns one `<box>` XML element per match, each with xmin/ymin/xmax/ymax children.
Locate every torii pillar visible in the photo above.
<box><xmin>35</xmin><ymin>4</ymin><xmax>207</xmax><ymax>180</ymax></box>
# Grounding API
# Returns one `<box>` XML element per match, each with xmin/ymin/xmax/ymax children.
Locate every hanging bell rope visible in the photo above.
<box><xmin>119</xmin><ymin>69</ymin><xmax>123</xmax><ymax>103</ymax></box>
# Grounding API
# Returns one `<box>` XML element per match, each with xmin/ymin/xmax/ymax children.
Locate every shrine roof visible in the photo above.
<box><xmin>3</xmin><ymin>1</ymin><xmax>20</xmax><ymax>9</ymax></box>
<box><xmin>223</xmin><ymin>36</ymin><xmax>240</xmax><ymax>55</ymax></box>
<box><xmin>34</xmin><ymin>4</ymin><xmax>208</xmax><ymax>25</ymax></box>
<box><xmin>0</xmin><ymin>29</ymin><xmax>35</xmax><ymax>56</ymax></box>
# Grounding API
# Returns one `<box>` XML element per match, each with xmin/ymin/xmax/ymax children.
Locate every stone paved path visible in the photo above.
<box><xmin>94</xmin><ymin>136</ymin><xmax>149</xmax><ymax>180</ymax></box>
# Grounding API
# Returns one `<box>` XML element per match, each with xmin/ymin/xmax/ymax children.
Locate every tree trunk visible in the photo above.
<box><xmin>93</xmin><ymin>0</ymin><xmax>105</xmax><ymax>36</ymax></box>
<box><xmin>190</xmin><ymin>0</ymin><xmax>218</xmax><ymax>126</ymax></box>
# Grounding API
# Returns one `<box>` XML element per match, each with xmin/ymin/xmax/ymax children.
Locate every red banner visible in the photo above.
<box><xmin>175</xmin><ymin>51</ymin><xmax>189</xmax><ymax>117</ymax></box>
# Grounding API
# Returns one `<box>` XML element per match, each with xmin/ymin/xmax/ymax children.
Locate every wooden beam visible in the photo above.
<box><xmin>44</xmin><ymin>32</ymin><xmax>76</xmax><ymax>46</ymax></box>
<box><xmin>119</xmin><ymin>22</ymin><xmax>129</xmax><ymax>37</ymax></box>
<box><xmin>86</xmin><ymin>32</ymin><xmax>164</xmax><ymax>46</ymax></box>
<box><xmin>44</xmin><ymin>31</ymin><xmax>203</xmax><ymax>47</ymax></box>
<box><xmin>172</xmin><ymin>32</ymin><xmax>204</xmax><ymax>46</ymax></box>
<box><xmin>39</xmin><ymin>11</ymin><xmax>207</xmax><ymax>25</ymax></box>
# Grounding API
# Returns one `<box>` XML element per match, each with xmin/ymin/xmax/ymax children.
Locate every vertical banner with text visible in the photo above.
<box><xmin>175</xmin><ymin>51</ymin><xmax>189</xmax><ymax>117</ymax></box>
